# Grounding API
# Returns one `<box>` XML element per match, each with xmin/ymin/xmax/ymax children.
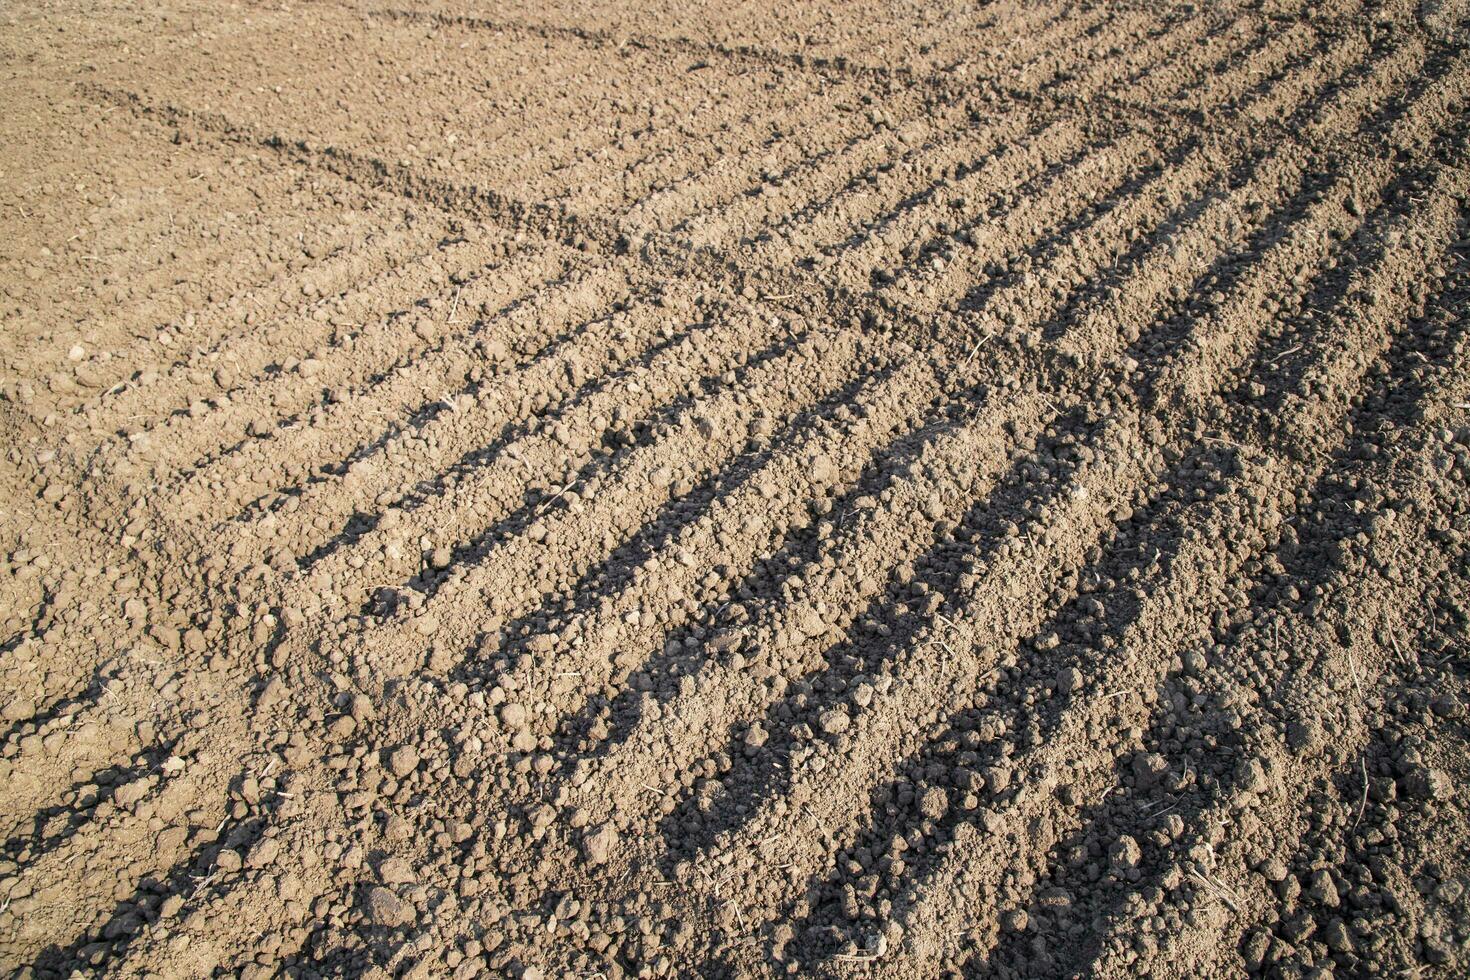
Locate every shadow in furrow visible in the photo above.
<box><xmin>27</xmin><ymin>787</ymin><xmax>283</xmax><ymax>976</ymax></box>
<box><xmin>2</xmin><ymin>755</ymin><xmax>160</xmax><ymax>865</ymax></box>
<box><xmin>221</xmin><ymin>265</ymin><xmax>635</xmax><ymax>527</ymax></box>
<box><xmin>0</xmin><ymin>663</ymin><xmax>114</xmax><ymax>751</ymax></box>
<box><xmin>296</xmin><ymin>299</ymin><xmax>732</xmax><ymax>570</ymax></box>
<box><xmin>783</xmin><ymin>133</ymin><xmax>1468</xmax><ymax>969</ymax></box>
<box><xmin>383</xmin><ymin>323</ymin><xmax>813</xmax><ymax>607</ymax></box>
<box><xmin>972</xmin><ymin>215</ymin><xmax>1470</xmax><ymax>979</ymax></box>
<box><xmin>948</xmin><ymin>136</ymin><xmax>1201</xmax><ymax>315</ymax></box>
<box><xmin>962</xmin><ymin>675</ymin><xmax>1242</xmax><ymax>979</ymax></box>
<box><xmin>542</xmin><ymin>381</ymin><xmax>988</xmax><ymax>775</ymax></box>
<box><xmin>652</xmin><ymin>401</ymin><xmax>1114</xmax><ymax>860</ymax></box>
<box><xmin>789</xmin><ymin>439</ymin><xmax>1240</xmax><ymax>966</ymax></box>
<box><xmin>446</xmin><ymin>361</ymin><xmax>900</xmax><ymax>690</ymax></box>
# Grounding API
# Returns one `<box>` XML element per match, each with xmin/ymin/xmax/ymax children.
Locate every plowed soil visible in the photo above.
<box><xmin>3</xmin><ymin>0</ymin><xmax>1470</xmax><ymax>977</ymax></box>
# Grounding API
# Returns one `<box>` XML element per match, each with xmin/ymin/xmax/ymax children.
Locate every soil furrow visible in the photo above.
<box><xmin>822</xmin><ymin>154</ymin><xmax>1467</xmax><ymax>980</ymax></box>
<box><xmin>5</xmin><ymin>3</ymin><xmax>1468</xmax><ymax>977</ymax></box>
<box><xmin>274</xmin><ymin>292</ymin><xmax>803</xmax><ymax>596</ymax></box>
<box><xmin>635</xmin><ymin>142</ymin><xmax>1457</xmax><ymax>970</ymax></box>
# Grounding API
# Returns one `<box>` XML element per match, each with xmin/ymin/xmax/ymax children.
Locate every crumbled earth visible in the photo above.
<box><xmin>2</xmin><ymin>0</ymin><xmax>1470</xmax><ymax>977</ymax></box>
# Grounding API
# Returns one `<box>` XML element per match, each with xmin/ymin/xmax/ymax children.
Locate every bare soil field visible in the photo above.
<box><xmin>2</xmin><ymin>0</ymin><xmax>1470</xmax><ymax>976</ymax></box>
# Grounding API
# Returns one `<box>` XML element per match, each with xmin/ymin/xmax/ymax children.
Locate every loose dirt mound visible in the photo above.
<box><xmin>2</xmin><ymin>0</ymin><xmax>1469</xmax><ymax>977</ymax></box>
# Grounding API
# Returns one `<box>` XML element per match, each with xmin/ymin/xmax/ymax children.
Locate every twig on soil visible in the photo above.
<box><xmin>1345</xmin><ymin>648</ymin><xmax>1364</xmax><ymax>701</ymax></box>
<box><xmin>1202</xmin><ymin>434</ymin><xmax>1248</xmax><ymax>453</ymax></box>
<box><xmin>1386</xmin><ymin>627</ymin><xmax>1410</xmax><ymax>668</ymax></box>
<box><xmin>934</xmin><ymin>613</ymin><xmax>970</xmax><ymax>643</ymax></box>
<box><xmin>1353</xmin><ymin>756</ymin><xmax>1369</xmax><ymax>829</ymax></box>
<box><xmin>964</xmin><ymin>332</ymin><xmax>993</xmax><ymax>365</ymax></box>
<box><xmin>1188</xmin><ymin>870</ymin><xmax>1240</xmax><ymax>912</ymax></box>
<box><xmin>1148</xmin><ymin>799</ymin><xmax>1180</xmax><ymax>818</ymax></box>
<box><xmin>536</xmin><ymin>479</ymin><xmax>579</xmax><ymax>515</ymax></box>
<box><xmin>834</xmin><ymin>934</ymin><xmax>889</xmax><ymax>963</ymax></box>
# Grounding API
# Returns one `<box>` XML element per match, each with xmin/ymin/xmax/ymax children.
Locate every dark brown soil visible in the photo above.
<box><xmin>2</xmin><ymin>0</ymin><xmax>1469</xmax><ymax>977</ymax></box>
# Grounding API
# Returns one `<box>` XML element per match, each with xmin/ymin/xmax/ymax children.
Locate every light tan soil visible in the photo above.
<box><xmin>2</xmin><ymin>1</ymin><xmax>1470</xmax><ymax>977</ymax></box>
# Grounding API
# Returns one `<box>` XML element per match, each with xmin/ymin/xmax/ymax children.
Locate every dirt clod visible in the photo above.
<box><xmin>364</xmin><ymin>886</ymin><xmax>412</xmax><ymax>928</ymax></box>
<box><xmin>583</xmin><ymin>823</ymin><xmax>619</xmax><ymax>865</ymax></box>
<box><xmin>387</xmin><ymin>744</ymin><xmax>420</xmax><ymax>778</ymax></box>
